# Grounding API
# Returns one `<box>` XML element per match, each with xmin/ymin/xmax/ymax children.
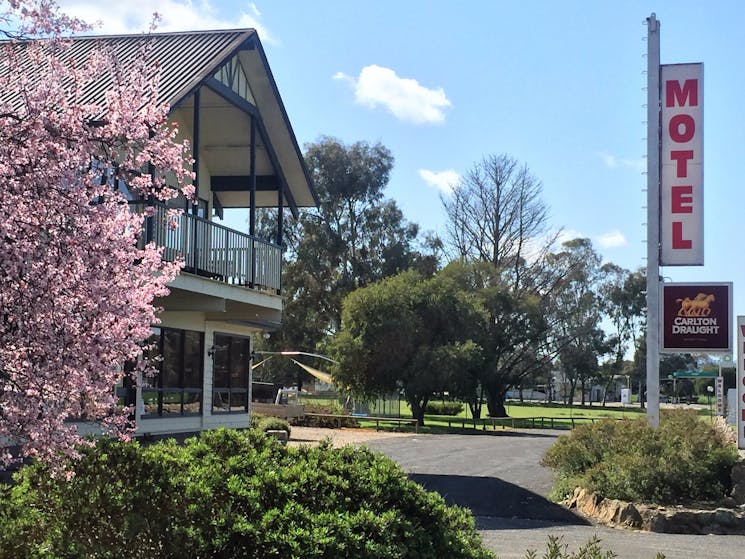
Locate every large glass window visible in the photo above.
<box><xmin>141</xmin><ymin>327</ymin><xmax>204</xmax><ymax>417</ymax></box>
<box><xmin>212</xmin><ymin>333</ymin><xmax>250</xmax><ymax>414</ymax></box>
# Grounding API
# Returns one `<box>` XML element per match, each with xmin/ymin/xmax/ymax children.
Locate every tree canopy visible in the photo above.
<box><xmin>331</xmin><ymin>269</ymin><xmax>484</xmax><ymax>425</ymax></box>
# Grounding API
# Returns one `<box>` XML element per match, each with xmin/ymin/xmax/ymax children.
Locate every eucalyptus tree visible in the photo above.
<box><xmin>598</xmin><ymin>265</ymin><xmax>646</xmax><ymax>403</ymax></box>
<box><xmin>547</xmin><ymin>238</ymin><xmax>608</xmax><ymax>406</ymax></box>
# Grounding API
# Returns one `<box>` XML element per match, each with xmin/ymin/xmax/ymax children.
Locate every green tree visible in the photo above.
<box><xmin>331</xmin><ymin>270</ymin><xmax>484</xmax><ymax>426</ymax></box>
<box><xmin>549</xmin><ymin>239</ymin><xmax>607</xmax><ymax>406</ymax></box>
<box><xmin>258</xmin><ymin>137</ymin><xmax>437</xmax><ymax>388</ymax></box>
<box><xmin>438</xmin><ymin>261</ymin><xmax>552</xmax><ymax>418</ymax></box>
<box><xmin>597</xmin><ymin>265</ymin><xmax>646</xmax><ymax>404</ymax></box>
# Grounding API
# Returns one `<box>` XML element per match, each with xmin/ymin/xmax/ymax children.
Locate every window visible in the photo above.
<box><xmin>141</xmin><ymin>327</ymin><xmax>204</xmax><ymax>417</ymax></box>
<box><xmin>212</xmin><ymin>333</ymin><xmax>250</xmax><ymax>413</ymax></box>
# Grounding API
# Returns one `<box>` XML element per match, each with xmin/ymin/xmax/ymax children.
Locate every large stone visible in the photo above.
<box><xmin>613</xmin><ymin>501</ymin><xmax>643</xmax><ymax>527</ymax></box>
<box><xmin>730</xmin><ymin>461</ymin><xmax>745</xmax><ymax>505</ymax></box>
<box><xmin>564</xmin><ymin>487</ymin><xmax>745</xmax><ymax>535</ymax></box>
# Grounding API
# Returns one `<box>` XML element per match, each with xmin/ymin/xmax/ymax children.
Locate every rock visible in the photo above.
<box><xmin>614</xmin><ymin>502</ymin><xmax>643</xmax><ymax>527</ymax></box>
<box><xmin>714</xmin><ymin>508</ymin><xmax>737</xmax><ymax>527</ymax></box>
<box><xmin>730</xmin><ymin>461</ymin><xmax>745</xmax><ymax>505</ymax></box>
<box><xmin>564</xmin><ymin>486</ymin><xmax>745</xmax><ymax>535</ymax></box>
<box><xmin>721</xmin><ymin>496</ymin><xmax>738</xmax><ymax>509</ymax></box>
<box><xmin>265</xmin><ymin>429</ymin><xmax>288</xmax><ymax>444</ymax></box>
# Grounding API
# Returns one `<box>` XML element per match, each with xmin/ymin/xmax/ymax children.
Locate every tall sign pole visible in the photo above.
<box><xmin>646</xmin><ymin>13</ymin><xmax>661</xmax><ymax>427</ymax></box>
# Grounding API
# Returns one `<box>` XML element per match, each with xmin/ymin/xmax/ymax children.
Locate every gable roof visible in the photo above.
<box><xmin>0</xmin><ymin>28</ymin><xmax>318</xmax><ymax>208</ymax></box>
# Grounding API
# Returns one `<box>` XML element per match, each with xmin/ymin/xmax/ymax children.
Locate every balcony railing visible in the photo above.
<box><xmin>130</xmin><ymin>201</ymin><xmax>281</xmax><ymax>293</ymax></box>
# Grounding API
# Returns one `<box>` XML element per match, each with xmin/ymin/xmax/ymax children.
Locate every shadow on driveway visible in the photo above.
<box><xmin>410</xmin><ymin>473</ymin><xmax>590</xmax><ymax>528</ymax></box>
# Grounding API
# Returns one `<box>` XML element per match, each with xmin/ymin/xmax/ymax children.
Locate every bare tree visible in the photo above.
<box><xmin>442</xmin><ymin>154</ymin><xmax>551</xmax><ymax>290</ymax></box>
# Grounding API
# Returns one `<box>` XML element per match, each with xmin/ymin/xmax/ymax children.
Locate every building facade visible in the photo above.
<box><xmin>81</xmin><ymin>29</ymin><xmax>316</xmax><ymax>435</ymax></box>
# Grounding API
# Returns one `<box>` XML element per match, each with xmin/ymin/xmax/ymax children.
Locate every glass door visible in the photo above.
<box><xmin>212</xmin><ymin>333</ymin><xmax>250</xmax><ymax>413</ymax></box>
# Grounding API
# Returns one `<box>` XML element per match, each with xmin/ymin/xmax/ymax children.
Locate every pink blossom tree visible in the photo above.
<box><xmin>0</xmin><ymin>0</ymin><xmax>193</xmax><ymax>466</ymax></box>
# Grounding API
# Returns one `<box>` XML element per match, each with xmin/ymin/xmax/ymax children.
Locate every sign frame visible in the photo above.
<box><xmin>660</xmin><ymin>282</ymin><xmax>732</xmax><ymax>353</ymax></box>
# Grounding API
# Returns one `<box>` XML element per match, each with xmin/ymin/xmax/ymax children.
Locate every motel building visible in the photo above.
<box><xmin>6</xmin><ymin>29</ymin><xmax>318</xmax><ymax>436</ymax></box>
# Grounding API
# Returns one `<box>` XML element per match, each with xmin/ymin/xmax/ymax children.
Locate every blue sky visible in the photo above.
<box><xmin>61</xmin><ymin>0</ymin><xmax>745</xmax><ymax>331</ymax></box>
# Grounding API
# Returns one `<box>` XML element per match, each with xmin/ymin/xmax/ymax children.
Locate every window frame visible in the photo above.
<box><xmin>141</xmin><ymin>327</ymin><xmax>204</xmax><ymax>418</ymax></box>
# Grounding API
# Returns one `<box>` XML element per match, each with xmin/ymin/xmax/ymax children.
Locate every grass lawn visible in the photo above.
<box><xmin>297</xmin><ymin>393</ymin><xmax>714</xmax><ymax>433</ymax></box>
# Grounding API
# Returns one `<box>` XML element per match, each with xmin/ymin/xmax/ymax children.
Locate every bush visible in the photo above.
<box><xmin>523</xmin><ymin>536</ymin><xmax>664</xmax><ymax>559</ymax></box>
<box><xmin>0</xmin><ymin>429</ymin><xmax>493</xmax><ymax>559</ymax></box>
<box><xmin>255</xmin><ymin>416</ymin><xmax>292</xmax><ymax>437</ymax></box>
<box><xmin>541</xmin><ymin>409</ymin><xmax>739</xmax><ymax>505</ymax></box>
<box><xmin>425</xmin><ymin>401</ymin><xmax>464</xmax><ymax>416</ymax></box>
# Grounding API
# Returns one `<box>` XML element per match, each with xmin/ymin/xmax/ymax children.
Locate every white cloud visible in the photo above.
<box><xmin>419</xmin><ymin>169</ymin><xmax>460</xmax><ymax>195</ymax></box>
<box><xmin>334</xmin><ymin>64</ymin><xmax>451</xmax><ymax>124</ymax></box>
<box><xmin>58</xmin><ymin>1</ymin><xmax>277</xmax><ymax>43</ymax></box>
<box><xmin>597</xmin><ymin>151</ymin><xmax>645</xmax><ymax>172</ymax></box>
<box><xmin>596</xmin><ymin>230</ymin><xmax>628</xmax><ymax>249</ymax></box>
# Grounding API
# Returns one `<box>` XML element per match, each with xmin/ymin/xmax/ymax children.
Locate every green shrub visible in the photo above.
<box><xmin>255</xmin><ymin>416</ymin><xmax>292</xmax><ymax>436</ymax></box>
<box><xmin>523</xmin><ymin>535</ymin><xmax>665</xmax><ymax>559</ymax></box>
<box><xmin>425</xmin><ymin>401</ymin><xmax>464</xmax><ymax>416</ymax></box>
<box><xmin>0</xmin><ymin>429</ymin><xmax>493</xmax><ymax>559</ymax></box>
<box><xmin>541</xmin><ymin>409</ymin><xmax>739</xmax><ymax>505</ymax></box>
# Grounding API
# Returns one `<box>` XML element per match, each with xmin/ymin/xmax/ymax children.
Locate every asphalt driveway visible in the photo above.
<box><xmin>365</xmin><ymin>430</ymin><xmax>745</xmax><ymax>559</ymax></box>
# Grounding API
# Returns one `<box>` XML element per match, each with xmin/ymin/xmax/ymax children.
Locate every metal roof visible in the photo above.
<box><xmin>0</xmin><ymin>29</ymin><xmax>317</xmax><ymax>208</ymax></box>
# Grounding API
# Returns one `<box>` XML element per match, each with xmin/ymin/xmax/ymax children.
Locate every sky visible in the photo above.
<box><xmin>56</xmin><ymin>0</ymin><xmax>745</xmax><ymax>344</ymax></box>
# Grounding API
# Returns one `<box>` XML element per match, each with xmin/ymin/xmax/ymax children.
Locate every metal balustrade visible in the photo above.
<box><xmin>130</xmin><ymin>201</ymin><xmax>281</xmax><ymax>293</ymax></box>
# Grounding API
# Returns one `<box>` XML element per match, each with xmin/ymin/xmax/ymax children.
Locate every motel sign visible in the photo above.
<box><xmin>660</xmin><ymin>64</ymin><xmax>703</xmax><ymax>266</ymax></box>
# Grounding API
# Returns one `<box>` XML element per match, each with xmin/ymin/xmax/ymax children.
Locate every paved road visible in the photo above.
<box><xmin>365</xmin><ymin>430</ymin><xmax>745</xmax><ymax>559</ymax></box>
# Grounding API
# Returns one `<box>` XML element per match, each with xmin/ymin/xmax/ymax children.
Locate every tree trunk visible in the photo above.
<box><xmin>485</xmin><ymin>386</ymin><xmax>508</xmax><ymax>417</ymax></box>
<box><xmin>639</xmin><ymin>380</ymin><xmax>646</xmax><ymax>409</ymax></box>
<box><xmin>469</xmin><ymin>385</ymin><xmax>484</xmax><ymax>419</ymax></box>
<box><xmin>568</xmin><ymin>379</ymin><xmax>576</xmax><ymax>406</ymax></box>
<box><xmin>408</xmin><ymin>396</ymin><xmax>428</xmax><ymax>426</ymax></box>
<box><xmin>580</xmin><ymin>380</ymin><xmax>586</xmax><ymax>406</ymax></box>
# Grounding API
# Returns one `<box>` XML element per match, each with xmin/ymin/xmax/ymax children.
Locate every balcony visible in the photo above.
<box><xmin>131</xmin><ymin>201</ymin><xmax>282</xmax><ymax>293</ymax></box>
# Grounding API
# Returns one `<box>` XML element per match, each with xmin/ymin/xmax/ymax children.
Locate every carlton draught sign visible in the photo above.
<box><xmin>661</xmin><ymin>283</ymin><xmax>731</xmax><ymax>353</ymax></box>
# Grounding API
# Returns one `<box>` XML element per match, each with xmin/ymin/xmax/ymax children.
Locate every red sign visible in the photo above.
<box><xmin>660</xmin><ymin>64</ymin><xmax>703</xmax><ymax>266</ymax></box>
<box><xmin>661</xmin><ymin>283</ymin><xmax>731</xmax><ymax>352</ymax></box>
<box><xmin>737</xmin><ymin>317</ymin><xmax>745</xmax><ymax>449</ymax></box>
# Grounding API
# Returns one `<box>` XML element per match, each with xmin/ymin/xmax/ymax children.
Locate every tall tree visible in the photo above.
<box><xmin>0</xmin><ymin>1</ymin><xmax>192</xmax><ymax>466</ymax></box>
<box><xmin>440</xmin><ymin>154</ymin><xmax>573</xmax><ymax>416</ymax></box>
<box><xmin>548</xmin><ymin>239</ymin><xmax>607</xmax><ymax>406</ymax></box>
<box><xmin>598</xmin><ymin>265</ymin><xmax>646</xmax><ymax>404</ymax></box>
<box><xmin>331</xmin><ymin>270</ymin><xmax>485</xmax><ymax>426</ymax></box>
<box><xmin>260</xmin><ymin>137</ymin><xmax>436</xmax><ymax>388</ymax></box>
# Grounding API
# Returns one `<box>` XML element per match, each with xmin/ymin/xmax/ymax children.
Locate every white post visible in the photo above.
<box><xmin>646</xmin><ymin>13</ymin><xmax>661</xmax><ymax>427</ymax></box>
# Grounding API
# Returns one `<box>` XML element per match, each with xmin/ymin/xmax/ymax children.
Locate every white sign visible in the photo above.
<box><xmin>737</xmin><ymin>316</ymin><xmax>745</xmax><ymax>449</ymax></box>
<box><xmin>728</xmin><ymin>388</ymin><xmax>737</xmax><ymax>426</ymax></box>
<box><xmin>716</xmin><ymin>376</ymin><xmax>724</xmax><ymax>416</ymax></box>
<box><xmin>620</xmin><ymin>388</ymin><xmax>631</xmax><ymax>405</ymax></box>
<box><xmin>660</xmin><ymin>63</ymin><xmax>704</xmax><ymax>266</ymax></box>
